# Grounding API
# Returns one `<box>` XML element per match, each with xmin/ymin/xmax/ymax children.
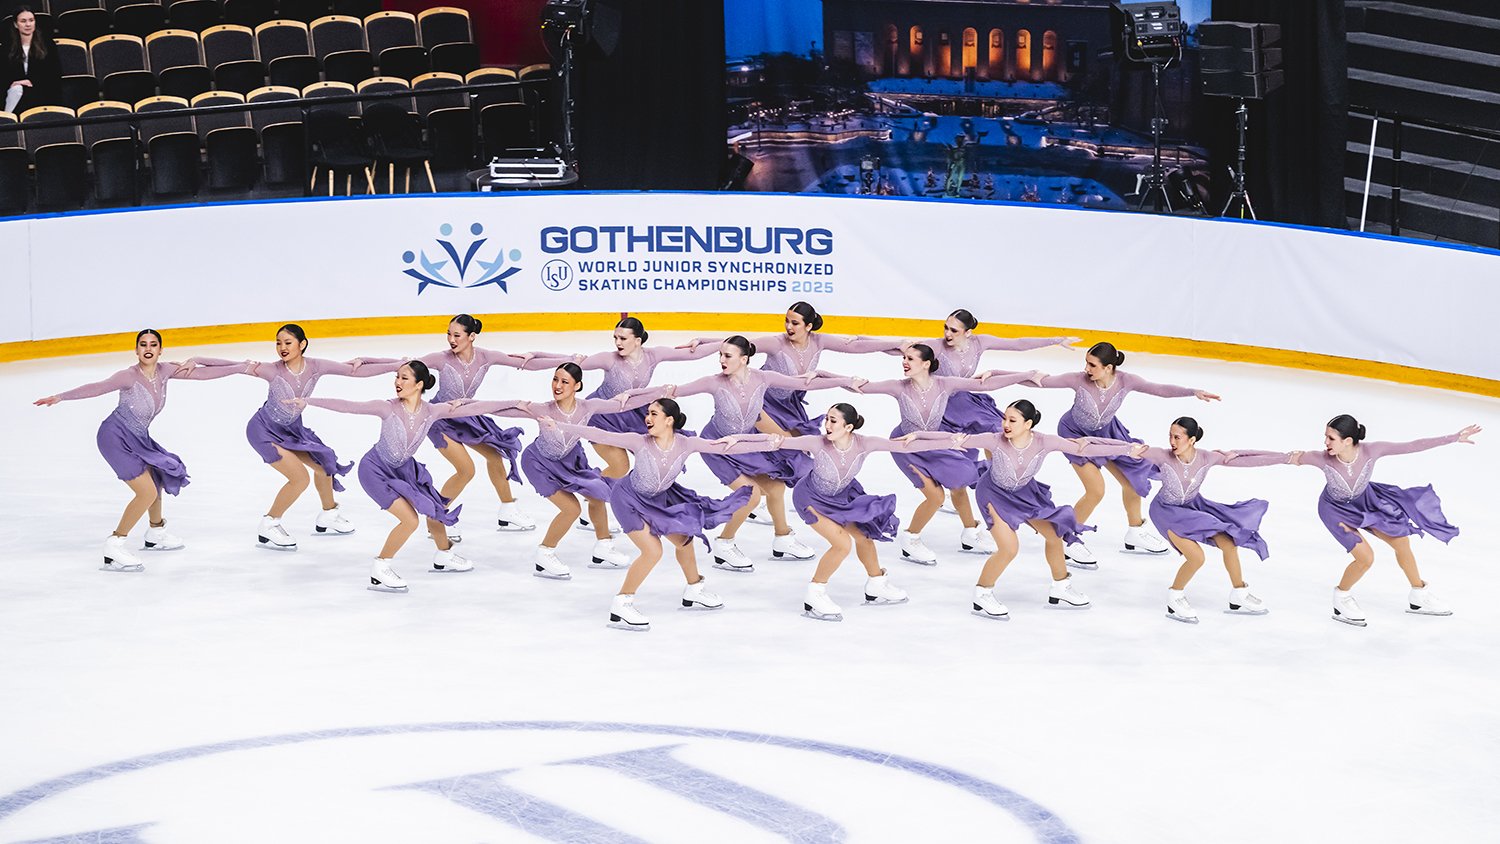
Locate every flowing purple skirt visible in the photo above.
<box><xmin>356</xmin><ymin>448</ymin><xmax>461</xmax><ymax>526</ymax></box>
<box><xmin>975</xmin><ymin>474</ymin><xmax>1092</xmax><ymax>545</ymax></box>
<box><xmin>793</xmin><ymin>479</ymin><xmax>900</xmax><ymax>542</ymax></box>
<box><xmin>589</xmin><ymin>406</ymin><xmax>650</xmax><ymax>435</ymax></box>
<box><xmin>426</xmin><ymin>416</ymin><xmax>522</xmax><ymax>482</ymax></box>
<box><xmin>699</xmin><ymin>418</ymin><xmax>803</xmax><ymax>486</ymax></box>
<box><xmin>1318</xmin><ymin>482</ymin><xmax>1458</xmax><ymax>552</ymax></box>
<box><xmin>610</xmin><ymin>479</ymin><xmax>753</xmax><ymax>548</ymax></box>
<box><xmin>1056</xmin><ymin>411</ymin><xmax>1158</xmax><ymax>497</ymax></box>
<box><xmin>889</xmin><ymin>425</ymin><xmax>980</xmax><ymax>490</ymax></box>
<box><xmin>97</xmin><ymin>412</ymin><xmax>189</xmax><ymax>495</ymax></box>
<box><xmin>941</xmin><ymin>391</ymin><xmax>1005</xmax><ymax>435</ymax></box>
<box><xmin>1149</xmin><ymin>495</ymin><xmax>1270</xmax><ymax>560</ymax></box>
<box><xmin>246</xmin><ymin>406</ymin><xmax>351</xmax><ymax>492</ymax></box>
<box><xmin>520</xmin><ymin>441</ymin><xmax>612</xmax><ymax>501</ymax></box>
<box><xmin>765</xmin><ymin>389</ymin><xmax>818</xmax><ymax>435</ymax></box>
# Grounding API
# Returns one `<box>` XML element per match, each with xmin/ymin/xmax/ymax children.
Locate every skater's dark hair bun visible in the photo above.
<box><xmin>830</xmin><ymin>402</ymin><xmax>864</xmax><ymax>430</ymax></box>
<box><xmin>789</xmin><ymin>301</ymin><xmax>824</xmax><ymax>331</ymax></box>
<box><xmin>404</xmin><ymin>359</ymin><xmax>437</xmax><ymax>392</ymax></box>
<box><xmin>615</xmin><ymin>317</ymin><xmax>648</xmax><ymax>343</ymax></box>
<box><xmin>1173</xmin><ymin>416</ymin><xmax>1204</xmax><ymax>442</ymax></box>
<box><xmin>948</xmin><ymin>308</ymin><xmax>979</xmax><ymax>331</ymax></box>
<box><xmin>135</xmin><ymin>328</ymin><xmax>163</xmax><ymax>346</ymax></box>
<box><xmin>1007</xmin><ymin>399</ymin><xmax>1042</xmax><ymax>427</ymax></box>
<box><xmin>277</xmin><ymin>323</ymin><xmax>308</xmax><ymax>352</ymax></box>
<box><xmin>1327</xmin><ymin>414</ymin><xmax>1366</xmax><ymax>443</ymax></box>
<box><xmin>724</xmin><ymin>335</ymin><xmax>757</xmax><ymax>358</ymax></box>
<box><xmin>556</xmin><ymin>362</ymin><xmax>584</xmax><ymax>384</ymax></box>
<box><xmin>1087</xmin><ymin>341</ymin><xmax>1125</xmax><ymax>368</ymax></box>
<box><xmin>910</xmin><ymin>343</ymin><xmax>939</xmax><ymax>373</ymax></box>
<box><xmin>653</xmin><ymin>398</ymin><xmax>688</xmax><ymax>430</ymax></box>
<box><xmin>451</xmin><ymin>314</ymin><xmax>483</xmax><ymax>335</ymax></box>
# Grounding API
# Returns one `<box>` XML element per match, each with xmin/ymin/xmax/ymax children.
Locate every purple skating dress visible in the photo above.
<box><xmin>418</xmin><ymin>347</ymin><xmax>565</xmax><ymax>481</ymax></box>
<box><xmin>920</xmin><ymin>334</ymin><xmax>1067</xmax><ymax>435</ymax></box>
<box><xmin>304</xmin><ymin>397</ymin><xmax>500</xmax><ymax>525</ymax></box>
<box><xmin>496</xmin><ymin>394</ymin><xmax>655</xmax><ymax>500</ymax></box>
<box><xmin>197</xmin><ymin>356</ymin><xmax>400</xmax><ymax>492</ymax></box>
<box><xmin>1038</xmin><ymin>370</ymin><xmax>1201</xmax><ymax>497</ymax></box>
<box><xmin>861</xmin><ymin>371</ymin><xmax>1036</xmax><ymax>490</ymax></box>
<box><xmin>1294</xmin><ymin>435</ymin><xmax>1462</xmax><ymax>552</ymax></box>
<box><xmin>965</xmin><ymin>432</ymin><xmax>1134</xmax><ymax>543</ymax></box>
<box><xmin>577</xmin><ymin>344</ymin><xmax>719</xmax><ymax>435</ymax></box>
<box><xmin>1139</xmin><ymin>448</ymin><xmax>1290</xmax><ymax>560</ymax></box>
<box><xmin>557</xmin><ymin>424</ymin><xmax>781</xmax><ymax>547</ymax></box>
<box><xmin>751</xmin><ymin>333</ymin><xmax>902</xmax><ymax>436</ymax></box>
<box><xmin>658</xmin><ymin>369</ymin><xmax>857</xmax><ymax>486</ymax></box>
<box><xmin>781</xmin><ymin>431</ymin><xmax>960</xmax><ymax>541</ymax></box>
<box><xmin>54</xmin><ymin>362</ymin><xmax>235</xmax><ymax>494</ymax></box>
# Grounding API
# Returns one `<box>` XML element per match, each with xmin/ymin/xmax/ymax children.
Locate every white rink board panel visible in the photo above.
<box><xmin>4</xmin><ymin>193</ymin><xmax>1498</xmax><ymax>380</ymax></box>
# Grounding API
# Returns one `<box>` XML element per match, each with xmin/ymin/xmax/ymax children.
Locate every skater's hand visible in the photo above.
<box><xmin>850</xmin><ymin>376</ymin><xmax>868</xmax><ymax>392</ymax></box>
<box><xmin>951</xmin><ymin>432</ymin><xmax>969</xmax><ymax>448</ymax></box>
<box><xmin>1128</xmin><ymin>443</ymin><xmax>1147</xmax><ymax>458</ymax></box>
<box><xmin>243</xmin><ymin>360</ymin><xmax>260</xmax><ymax>376</ymax></box>
<box><xmin>895</xmin><ymin>432</ymin><xmax>920</xmax><ymax>443</ymax></box>
<box><xmin>1024</xmin><ymin>369</ymin><xmax>1046</xmax><ymax>386</ymax></box>
<box><xmin>571</xmin><ymin>353</ymin><xmax>586</xmax><ymax>364</ymax></box>
<box><xmin>517</xmin><ymin>351</ymin><xmax>534</xmax><ymax>365</ymax></box>
<box><xmin>1195</xmin><ymin>390</ymin><xmax>1221</xmax><ymax>402</ymax></box>
<box><xmin>768</xmin><ymin>434</ymin><xmax>784</xmax><ymax>448</ymax></box>
<box><xmin>662</xmin><ymin>384</ymin><xmax>678</xmax><ymax>399</ymax></box>
<box><xmin>715</xmin><ymin>435</ymin><xmax>741</xmax><ymax>448</ymax></box>
<box><xmin>538</xmin><ymin>416</ymin><xmax>558</xmax><ymax>429</ymax></box>
<box><xmin>800</xmin><ymin>370</ymin><xmax>821</xmax><ymax>384</ymax></box>
<box><xmin>1288</xmin><ymin>450</ymin><xmax>1304</xmax><ymax>465</ymax></box>
<box><xmin>174</xmin><ymin>359</ymin><xmax>198</xmax><ymax>376</ymax></box>
<box><xmin>515</xmin><ymin>400</ymin><xmax>532</xmax><ymax>414</ymax></box>
<box><xmin>676</xmin><ymin>338</ymin><xmax>700</xmax><ymax>350</ymax></box>
<box><xmin>1221</xmin><ymin>450</ymin><xmax>1239</xmax><ymax>462</ymax></box>
<box><xmin>281</xmin><ymin>397</ymin><xmax>307</xmax><ymax>411</ymax></box>
<box><xmin>1458</xmin><ymin>424</ymin><xmax>1482</xmax><ymax>443</ymax></box>
<box><xmin>1058</xmin><ymin>337</ymin><xmax>1083</xmax><ymax>348</ymax></box>
<box><xmin>34</xmin><ymin>395</ymin><xmax>59</xmax><ymax>406</ymax></box>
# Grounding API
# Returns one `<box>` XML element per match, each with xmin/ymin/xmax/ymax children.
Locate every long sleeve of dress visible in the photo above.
<box><xmin>459</xmin><ymin>399</ymin><xmax>531</xmax><ymax>417</ymax></box>
<box><xmin>777</xmin><ymin>434</ymin><xmax>826</xmax><ymax>453</ymax></box>
<box><xmin>689</xmin><ymin>434</ymin><xmax>784</xmax><ymax>455</ymax></box>
<box><xmin>1037</xmin><ymin>371</ymin><xmax>1089</xmax><ymax>390</ymax></box>
<box><xmin>180</xmin><ymin>357</ymin><xmax>262</xmax><ymax>380</ymax></box>
<box><xmin>304</xmin><ymin>397</ymin><xmax>391</xmax><ymax>416</ymax></box>
<box><xmin>857</xmin><ymin>378</ymin><xmax>906</xmax><ymax>397</ymax></box>
<box><xmin>1363</xmin><ymin>435</ymin><xmax>1461</xmax><ymax>458</ymax></box>
<box><xmin>1055</xmin><ymin>436</ymin><xmax>1136</xmax><ymax>459</ymax></box>
<box><xmin>1219</xmin><ymin>449</ymin><xmax>1293</xmax><ymax>468</ymax></box>
<box><xmin>558</xmin><ymin>423</ymin><xmax>641</xmax><ymax>451</ymax></box>
<box><xmin>966</xmin><ymin>370</ymin><xmax>1038</xmax><ymax>392</ymax></box>
<box><xmin>172</xmin><ymin>360</ymin><xmax>247</xmax><ymax>381</ymax></box>
<box><xmin>651</xmin><ymin>343</ymin><xmax>722</xmax><ymax>363</ymax></box>
<box><xmin>670</xmin><ymin>374</ymin><xmax>723</xmax><ymax>399</ymax></box>
<box><xmin>879</xmin><ymin>431</ymin><xmax>964</xmax><ymax>453</ymax></box>
<box><xmin>54</xmin><ymin>368</ymin><xmax>136</xmax><ymax>401</ymax></box>
<box><xmin>575</xmin><ymin>351</ymin><xmax>618</xmax><ymax>371</ymax></box>
<box><xmin>349</xmin><ymin>358</ymin><xmax>406</xmax><ymax>376</ymax></box>
<box><xmin>824</xmin><ymin>335</ymin><xmax>906</xmax><ymax>354</ymax></box>
<box><xmin>978</xmin><ymin>335</ymin><xmax>1067</xmax><ymax>352</ymax></box>
<box><xmin>1118</xmin><ymin>370</ymin><xmax>1199</xmax><ymax>399</ymax></box>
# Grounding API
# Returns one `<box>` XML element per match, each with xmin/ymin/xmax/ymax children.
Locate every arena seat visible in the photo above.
<box><xmin>113</xmin><ymin>3</ymin><xmax>167</xmax><ymax>39</ymax></box>
<box><xmin>202</xmin><ymin>24</ymin><xmax>264</xmax><ymax>94</ymax></box>
<box><xmin>312</xmin><ymin>15</ymin><xmax>373</xmax><ymax>85</ymax></box>
<box><xmin>411</xmin><ymin>71</ymin><xmax>465</xmax><ymax>116</ymax></box>
<box><xmin>146</xmin><ymin>29</ymin><xmax>211</xmax><ymax>99</ymax></box>
<box><xmin>21</xmin><ymin>106</ymin><xmax>88</xmax><ymax>210</ymax></box>
<box><xmin>76</xmin><ymin>99</ymin><xmax>137</xmax><ymax>203</ymax></box>
<box><xmin>134</xmin><ymin>94</ymin><xmax>199</xmax><ymax>196</ymax></box>
<box><xmin>91</xmin><ymin>34</ymin><xmax>157</xmax><ymax>105</ymax></box>
<box><xmin>166</xmin><ymin>0</ymin><xmax>220</xmax><ymax>32</ymax></box>
<box><xmin>192</xmin><ymin>90</ymin><xmax>258</xmax><ymax>190</ymax></box>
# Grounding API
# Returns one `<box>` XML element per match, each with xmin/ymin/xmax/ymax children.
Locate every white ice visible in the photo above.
<box><xmin>2</xmin><ymin>331</ymin><xmax>1497</xmax><ymax>843</ymax></box>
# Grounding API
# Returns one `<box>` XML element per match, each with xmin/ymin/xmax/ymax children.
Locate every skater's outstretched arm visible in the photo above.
<box><xmin>876</xmin><ymin>430</ymin><xmax>969</xmax><ymax>453</ymax></box>
<box><xmin>693</xmin><ymin>433</ymin><xmax>785</xmax><ymax>455</ymax></box>
<box><xmin>1118</xmin><ymin>370</ymin><xmax>1219</xmax><ymax>402</ymax></box>
<box><xmin>554</xmin><ymin>422</ymin><xmax>643</xmax><ymax>452</ymax></box>
<box><xmin>822</xmin><ymin>335</ymin><xmax>906</xmax><ymax>355</ymax></box>
<box><xmin>1217</xmin><ymin>449</ymin><xmax>1294</xmax><ymax>468</ymax></box>
<box><xmin>36</xmin><ymin>368</ymin><xmax>136</xmax><ymax>404</ymax></box>
<box><xmin>976</xmin><ymin>334</ymin><xmax>1077</xmax><ymax>353</ymax></box>
<box><xmin>1364</xmin><ymin>428</ymin><xmax>1477</xmax><ymax>458</ymax></box>
<box><xmin>654</xmin><ymin>341</ymin><xmax>723</xmax><ymax>362</ymax></box>
<box><xmin>300</xmin><ymin>397</ymin><xmax>392</xmax><ymax>417</ymax></box>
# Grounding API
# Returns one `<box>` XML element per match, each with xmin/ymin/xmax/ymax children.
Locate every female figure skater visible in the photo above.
<box><xmin>548</xmin><ymin>399</ymin><xmax>785</xmax><ymax>631</ymax></box>
<box><xmin>858</xmin><ymin>344</ymin><xmax>1041</xmax><ymax>565</ymax></box>
<box><xmin>628</xmin><ymin>335</ymin><xmax>860</xmax><ymax>572</ymax></box>
<box><xmin>1290</xmin><ymin>415</ymin><xmax>1480</xmax><ymax>626</ymax></box>
<box><xmin>414</xmin><ymin>314</ymin><xmax>572</xmax><ymax>540</ymax></box>
<box><xmin>290</xmin><ymin>360</ymin><xmax>521</xmax><ymax>592</ymax></box>
<box><xmin>778</xmin><ymin>403</ymin><xmax>968</xmax><ymax>622</ymax></box>
<box><xmin>483</xmin><ymin>362</ymin><xmax>658</xmax><ymax>579</ymax></box>
<box><xmin>915</xmin><ymin>308</ymin><xmax>1076</xmax><ymax>436</ymax></box>
<box><xmin>1035</xmin><ymin>341</ymin><xmax>1220</xmax><ymax>568</ymax></box>
<box><xmin>187</xmin><ymin>324</ymin><xmax>404</xmax><ymax>551</ymax></box>
<box><xmin>1136</xmin><ymin>417</ymin><xmax>1291</xmax><ymax>623</ymax></box>
<box><xmin>571</xmin><ymin>316</ymin><xmax>721</xmax><ymax>481</ymax></box>
<box><xmin>736</xmin><ymin>301</ymin><xmax>905</xmax><ymax>528</ymax></box>
<box><xmin>962</xmin><ymin>400</ymin><xmax>1143</xmax><ymax>619</ymax></box>
<box><xmin>34</xmin><ymin>329</ymin><xmax>240</xmax><ymax>571</ymax></box>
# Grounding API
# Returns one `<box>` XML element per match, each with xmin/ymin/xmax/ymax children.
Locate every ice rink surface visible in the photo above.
<box><xmin>2</xmin><ymin>331</ymin><xmax>1497</xmax><ymax>843</ymax></box>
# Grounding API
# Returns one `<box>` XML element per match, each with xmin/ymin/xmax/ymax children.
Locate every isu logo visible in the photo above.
<box><xmin>400</xmin><ymin>223</ymin><xmax>522</xmax><ymax>294</ymax></box>
<box><xmin>541</xmin><ymin>259</ymin><xmax>573</xmax><ymax>291</ymax></box>
<box><xmin>0</xmin><ymin>721</ymin><xmax>1079</xmax><ymax>841</ymax></box>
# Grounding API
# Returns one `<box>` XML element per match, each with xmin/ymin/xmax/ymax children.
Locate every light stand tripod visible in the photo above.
<box><xmin>558</xmin><ymin>24</ymin><xmax>578</xmax><ymax>165</ymax></box>
<box><xmin>1137</xmin><ymin>61</ymin><xmax>1173</xmax><ymax>212</ymax></box>
<box><xmin>1220</xmin><ymin>97</ymin><xmax>1256</xmax><ymax>218</ymax></box>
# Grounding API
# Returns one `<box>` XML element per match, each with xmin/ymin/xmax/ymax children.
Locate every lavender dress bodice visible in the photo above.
<box><xmin>1140</xmin><ymin>448</ymin><xmax>1288</xmax><ymax>505</ymax></box>
<box><xmin>864</xmin><ymin>376</ymin><xmax>989</xmax><ymax>435</ymax></box>
<box><xmin>927</xmin><ymin>335</ymin><xmax>1062</xmax><ymax>378</ymax></box>
<box><xmin>56</xmin><ymin>365</ymin><xmax>191</xmax><ymax>436</ymax></box>
<box><xmin>523</xmin><ymin>398</ymin><xmax>645</xmax><ymax>459</ymax></box>
<box><xmin>254</xmin><ymin>358</ymin><xmax>354</xmax><ymax>425</ymax></box>
<box><xmin>757</xmin><ymin>334</ymin><xmax>825</xmax><ymax>400</ymax></box>
<box><xmin>420</xmin><ymin>348</ymin><xmax>516</xmax><ymax>402</ymax></box>
<box><xmin>677</xmin><ymin>370</ymin><xmax>831</xmax><ymax>435</ymax></box>
<box><xmin>967</xmin><ymin>432</ymin><xmax>1133</xmax><ymax>490</ymax></box>
<box><xmin>781</xmin><ymin>431</ymin><xmax>957</xmax><ymax>495</ymax></box>
<box><xmin>1296</xmin><ymin>436</ymin><xmax>1458</xmax><ymax>502</ymax></box>
<box><xmin>580</xmin><ymin>344</ymin><xmax>717</xmax><ymax>400</ymax></box>
<box><xmin>1040</xmin><ymin>371</ymin><xmax>1197</xmax><ymax>432</ymax></box>
<box><xmin>559</xmin><ymin>424</ymin><xmax>780</xmax><ymax>496</ymax></box>
<box><xmin>305</xmin><ymin>398</ymin><xmax>483</xmax><ymax>467</ymax></box>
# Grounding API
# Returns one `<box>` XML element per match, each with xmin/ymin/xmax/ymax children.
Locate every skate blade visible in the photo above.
<box><xmin>711</xmin><ymin>560</ymin><xmax>755</xmax><ymax>574</ymax></box>
<box><xmin>141</xmin><ymin>542</ymin><xmax>184</xmax><ymax>551</ymax></box>
<box><xmin>1225</xmin><ymin>607</ymin><xmax>1269</xmax><ymax>615</ymax></box>
<box><xmin>864</xmin><ymin>595</ymin><xmax>909</xmax><ymax>606</ymax></box>
<box><xmin>496</xmin><ymin>522</ymin><xmax>537</xmax><ymax>532</ymax></box>
<box><xmin>1406</xmin><ymin>607</ymin><xmax>1453</xmax><ymax>616</ymax></box>
<box><xmin>430</xmin><ymin>566</ymin><xmax>474</xmax><ymax>574</ymax></box>
<box><xmin>958</xmin><ymin>545</ymin><xmax>993</xmax><ymax>555</ymax></box>
<box><xmin>1165</xmin><ymin>610</ymin><xmax>1200</xmax><ymax>624</ymax></box>
<box><xmin>1064</xmin><ymin>559</ymin><xmax>1098</xmax><ymax>571</ymax></box>
<box><xmin>311</xmin><ymin>527</ymin><xmax>355</xmax><ymax>536</ymax></box>
<box><xmin>680</xmin><ymin>600</ymin><xmax>725</xmax><ymax>611</ymax></box>
<box><xmin>99</xmin><ymin>562</ymin><xmax>144</xmax><ymax>573</ymax></box>
<box><xmin>802</xmin><ymin>605</ymin><xmax>843</xmax><ymax>622</ymax></box>
<box><xmin>1122</xmin><ymin>544</ymin><xmax>1169</xmax><ymax>555</ymax></box>
<box><xmin>1046</xmin><ymin>599</ymin><xmax>1090</xmax><ymax>610</ymax></box>
<box><xmin>769</xmin><ymin>551</ymin><xmax>814</xmax><ymax>561</ymax></box>
<box><xmin>1332</xmin><ymin>612</ymin><xmax>1367</xmax><ymax>627</ymax></box>
<box><xmin>367</xmin><ymin>581</ymin><xmax>408</xmax><ymax>593</ymax></box>
<box><xmin>533</xmin><ymin>568</ymin><xmax>572</xmax><ymax>580</ymax></box>
<box><xmin>256</xmin><ymin>539</ymin><xmax>298</xmax><ymax>551</ymax></box>
<box><xmin>428</xmin><ymin>533</ymin><xmax>461</xmax><ymax>543</ymax></box>
<box><xmin>588</xmin><ymin>558</ymin><xmax>628</xmax><ymax>569</ymax></box>
<box><xmin>607</xmin><ymin>615</ymin><xmax>650</xmax><ymax>631</ymax></box>
<box><xmin>899</xmin><ymin>553</ymin><xmax>938</xmax><ymax>566</ymax></box>
<box><xmin>971</xmin><ymin>605</ymin><xmax>1011</xmax><ymax>621</ymax></box>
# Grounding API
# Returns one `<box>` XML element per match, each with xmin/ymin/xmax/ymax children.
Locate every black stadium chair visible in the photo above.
<box><xmin>302</xmin><ymin>80</ymin><xmax>357</xmax><ymax>117</ymax></box>
<box><xmin>92</xmin><ymin>34</ymin><xmax>157</xmax><ymax>105</ymax></box>
<box><xmin>428</xmin><ymin>40</ymin><xmax>477</xmax><ymax>77</ymax></box>
<box><xmin>466</xmin><ymin>67</ymin><xmax>520</xmax><ymax>109</ymax></box>
<box><xmin>375</xmin><ymin>45</ymin><xmax>427</xmax><ymax>81</ymax></box>
<box><xmin>411</xmin><ymin>71</ymin><xmax>465</xmax><ymax>116</ymax></box>
<box><xmin>78</xmin><ymin>99</ymin><xmax>138</xmax><ymax>203</ymax></box>
<box><xmin>21</xmin><ymin>107</ymin><xmax>89</xmax><ymax>210</ymax></box>
<box><xmin>135</xmin><ymin>95</ymin><xmax>199</xmax><ymax>196</ymax></box>
<box><xmin>311</xmin><ymin>15</ymin><xmax>372</xmax><ymax>85</ymax></box>
<box><xmin>166</xmin><ymin>0</ymin><xmax>219</xmax><ymax>32</ymax></box>
<box><xmin>221</xmin><ymin>0</ymin><xmax>274</xmax><ymax>28</ymax></box>
<box><xmin>113</xmin><ymin>3</ymin><xmax>167</xmax><ymax>38</ymax></box>
<box><xmin>256</xmin><ymin>21</ymin><xmax>318</xmax><ymax>89</ymax></box>
<box><xmin>247</xmin><ymin>86</ymin><xmax>304</xmax><ymax>187</ymax></box>
<box><xmin>356</xmin><ymin>76</ymin><xmax>413</xmax><ymax>115</ymax></box>
<box><xmin>202</xmin><ymin>24</ymin><xmax>264</xmax><ymax>94</ymax></box>
<box><xmin>56</xmin><ymin>5</ymin><xmax>110</xmax><ymax>43</ymax></box>
<box><xmin>417</xmin><ymin>7</ymin><xmax>471</xmax><ymax>50</ymax></box>
<box><xmin>362</xmin><ymin>101</ymin><xmax>432</xmax><ymax>193</ymax></box>
<box><xmin>0</xmin><ymin>147</ymin><xmax>28</xmax><ymax>215</ymax></box>
<box><xmin>424</xmin><ymin>105</ymin><xmax>472</xmax><ymax>170</ymax></box>
<box><xmin>364</xmin><ymin>11</ymin><xmax>417</xmax><ymax>58</ymax></box>
<box><xmin>480</xmin><ymin>102</ymin><xmax>534</xmax><ymax>160</ymax></box>
<box><xmin>146</xmin><ymin>29</ymin><xmax>211</xmax><ymax>100</ymax></box>
<box><xmin>55</xmin><ymin>38</ymin><xmax>101</xmax><ymax>109</ymax></box>
<box><xmin>306</xmin><ymin>107</ymin><xmax>373</xmax><ymax>195</ymax></box>
<box><xmin>192</xmin><ymin>91</ymin><xmax>257</xmax><ymax>190</ymax></box>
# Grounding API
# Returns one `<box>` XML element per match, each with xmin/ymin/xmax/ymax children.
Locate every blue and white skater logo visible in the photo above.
<box><xmin>0</xmin><ymin>721</ymin><xmax>1080</xmax><ymax>842</ymax></box>
<box><xmin>400</xmin><ymin>223</ymin><xmax>523</xmax><ymax>295</ymax></box>
<box><xmin>541</xmin><ymin>258</ymin><xmax>573</xmax><ymax>291</ymax></box>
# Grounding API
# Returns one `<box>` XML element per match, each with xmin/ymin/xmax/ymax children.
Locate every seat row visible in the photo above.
<box><xmin>36</xmin><ymin>11</ymin><xmax>503</xmax><ymax>109</ymax></box>
<box><xmin>0</xmin><ymin>79</ymin><xmax>547</xmax><ymax>213</ymax></box>
<box><xmin>9</xmin><ymin>0</ymin><xmax>400</xmax><ymax>42</ymax></box>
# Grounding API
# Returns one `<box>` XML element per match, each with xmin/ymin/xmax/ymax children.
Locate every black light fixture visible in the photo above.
<box><xmin>541</xmin><ymin>0</ymin><xmax>588</xmax><ymax>31</ymax></box>
<box><xmin>1112</xmin><ymin>2</ymin><xmax>1183</xmax><ymax>212</ymax></box>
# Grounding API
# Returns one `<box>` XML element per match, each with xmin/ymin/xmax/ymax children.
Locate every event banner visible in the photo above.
<box><xmin>2</xmin><ymin>192</ymin><xmax>1495</xmax><ymax>382</ymax></box>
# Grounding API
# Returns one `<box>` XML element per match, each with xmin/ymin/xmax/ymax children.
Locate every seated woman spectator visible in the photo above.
<box><xmin>4</xmin><ymin>7</ymin><xmax>61</xmax><ymax>114</ymax></box>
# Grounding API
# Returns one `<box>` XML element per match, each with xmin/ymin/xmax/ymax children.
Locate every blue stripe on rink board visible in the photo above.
<box><xmin>1</xmin><ymin>191</ymin><xmax>1495</xmax><ymax>258</ymax></box>
<box><xmin>0</xmin><ymin>720</ymin><xmax>1082</xmax><ymax>843</ymax></box>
